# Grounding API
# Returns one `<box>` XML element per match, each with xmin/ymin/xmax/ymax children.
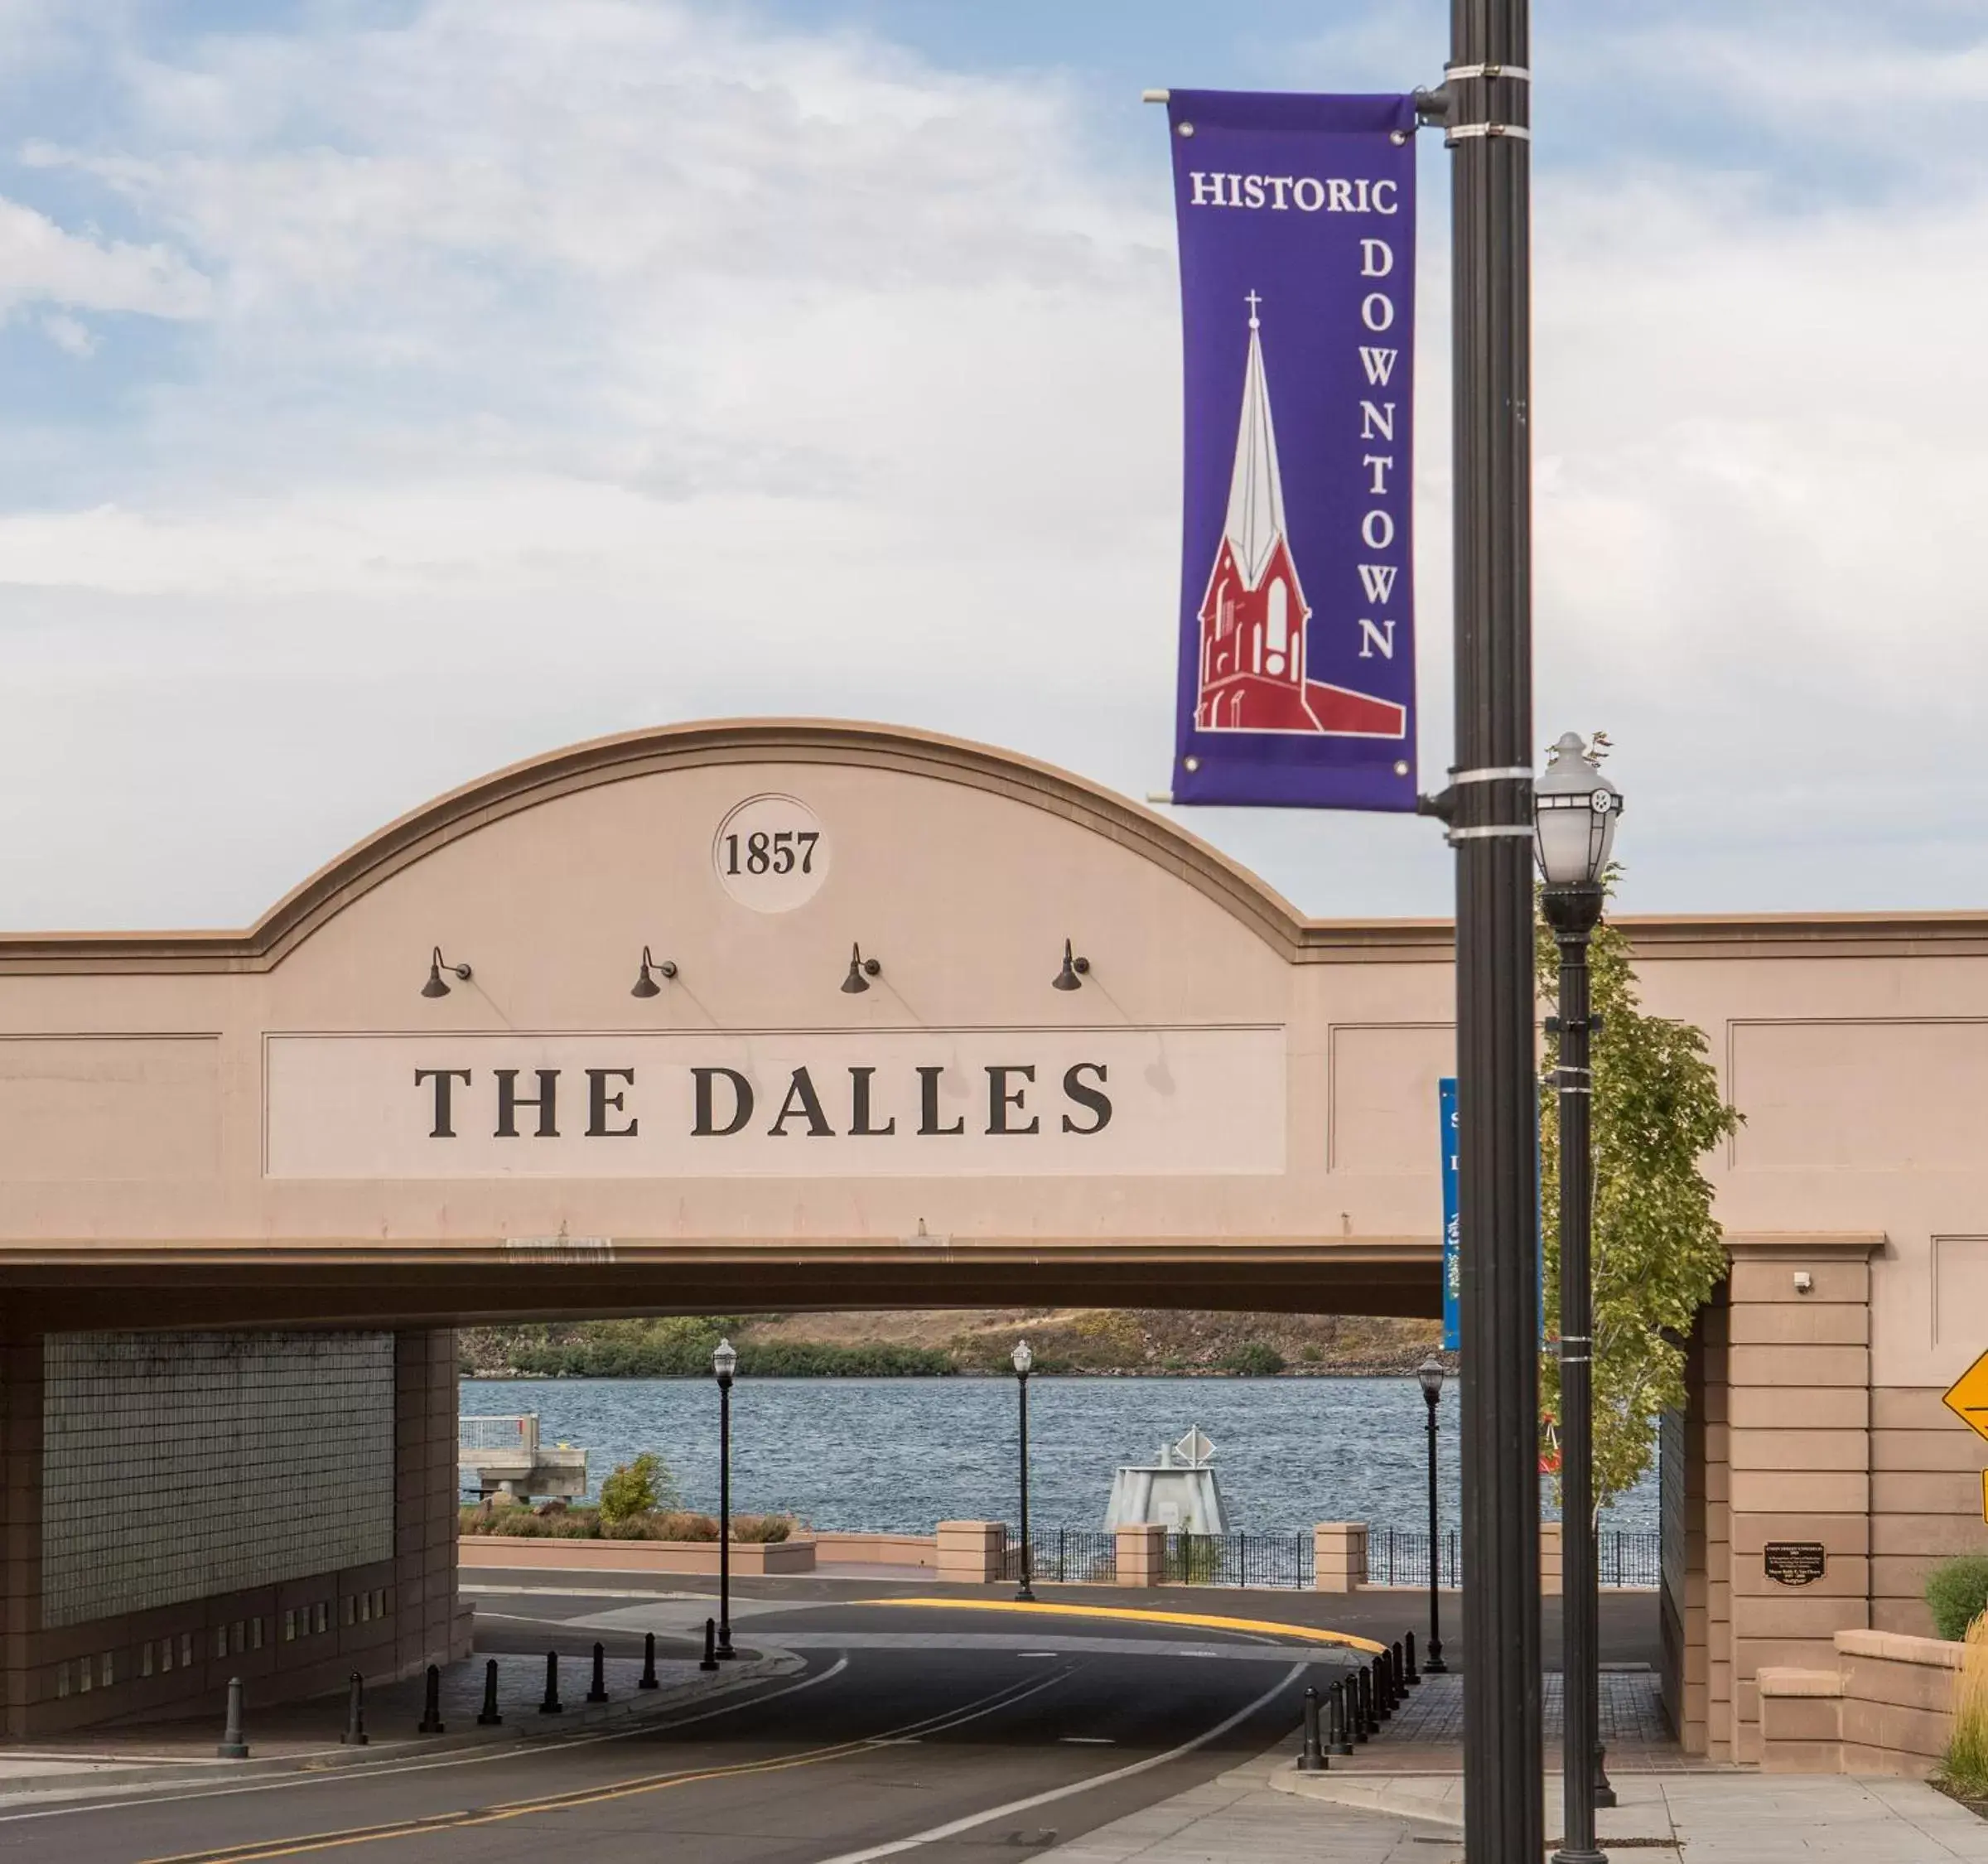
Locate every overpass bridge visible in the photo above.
<box><xmin>0</xmin><ymin>718</ymin><xmax>1976</xmax><ymax>1764</ymax></box>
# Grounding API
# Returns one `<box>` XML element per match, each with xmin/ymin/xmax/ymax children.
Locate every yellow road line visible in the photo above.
<box><xmin>867</xmin><ymin>1596</ymin><xmax>1387</xmax><ymax>1654</ymax></box>
<box><xmin>138</xmin><ymin>1741</ymin><xmax>871</xmax><ymax>1864</ymax></box>
<box><xmin>138</xmin><ymin>1666</ymin><xmax>1064</xmax><ymax>1864</ymax></box>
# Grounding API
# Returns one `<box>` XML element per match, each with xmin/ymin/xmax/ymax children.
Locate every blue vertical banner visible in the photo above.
<box><xmin>1163</xmin><ymin>90</ymin><xmax>1418</xmax><ymax>811</ymax></box>
<box><xmin>1440</xmin><ymin>1075</ymin><xmax>1460</xmax><ymax>1352</ymax></box>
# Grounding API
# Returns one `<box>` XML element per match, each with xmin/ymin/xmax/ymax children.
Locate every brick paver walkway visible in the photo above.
<box><xmin>1334</xmin><ymin>1666</ymin><xmax>1723</xmax><ymax>1772</ymax></box>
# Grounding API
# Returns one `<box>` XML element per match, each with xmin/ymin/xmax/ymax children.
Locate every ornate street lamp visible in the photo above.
<box><xmin>1416</xmin><ymin>1356</ymin><xmax>1448</xmax><ymax>1675</ymax></box>
<box><xmin>712</xmin><ymin>1337</ymin><xmax>738</xmax><ymax>1660</ymax></box>
<box><xmin>1011</xmin><ymin>1340</ymin><xmax>1036</xmax><ymax>1603</ymax></box>
<box><xmin>1536</xmin><ymin>732</ymin><xmax>1622</xmax><ymax>1864</ymax></box>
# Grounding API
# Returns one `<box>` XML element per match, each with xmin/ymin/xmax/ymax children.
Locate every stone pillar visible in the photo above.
<box><xmin>1723</xmin><ymin>1242</ymin><xmax>1875</xmax><ymax>1765</ymax></box>
<box><xmin>395</xmin><ymin>1329</ymin><xmax>468</xmax><ymax>1681</ymax></box>
<box><xmin>1661</xmin><ymin>1307</ymin><xmax>1714</xmax><ymax>1755</ymax></box>
<box><xmin>0</xmin><ymin>1333</ymin><xmax>43</xmax><ymax>1740</ymax></box>
<box><xmin>934</xmin><ymin>1521</ymin><xmax>1004</xmax><ymax>1584</ymax></box>
<box><xmin>1540</xmin><ymin>1520</ymin><xmax>1563</xmax><ymax>1596</ymax></box>
<box><xmin>1114</xmin><ymin>1524</ymin><xmax>1165</xmax><ymax>1587</ymax></box>
<box><xmin>1312</xmin><ymin>1522</ymin><xmax>1367</xmax><ymax>1592</ymax></box>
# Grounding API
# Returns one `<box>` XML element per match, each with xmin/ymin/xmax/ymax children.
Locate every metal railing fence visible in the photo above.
<box><xmin>1360</xmin><ymin>1525</ymin><xmax>1660</xmax><ymax>1590</ymax></box>
<box><xmin>1161</xmin><ymin>1531</ymin><xmax>1313</xmax><ymax>1589</ymax></box>
<box><xmin>995</xmin><ymin>1526</ymin><xmax>1119</xmax><ymax>1585</ymax></box>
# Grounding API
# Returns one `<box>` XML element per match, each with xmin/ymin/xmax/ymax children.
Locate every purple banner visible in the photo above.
<box><xmin>1165</xmin><ymin>90</ymin><xmax>1417</xmax><ymax>811</ymax></box>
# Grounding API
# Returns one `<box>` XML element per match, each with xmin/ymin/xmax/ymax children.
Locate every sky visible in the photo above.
<box><xmin>1</xmin><ymin>0</ymin><xmax>1985</xmax><ymax>930</ymax></box>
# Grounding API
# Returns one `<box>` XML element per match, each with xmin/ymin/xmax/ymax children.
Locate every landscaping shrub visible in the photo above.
<box><xmin>731</xmin><ymin>1514</ymin><xmax>795</xmax><ymax>1543</ymax></box>
<box><xmin>1943</xmin><ymin>1610</ymin><xmax>1988</xmax><ymax>1798</ymax></box>
<box><xmin>1927</xmin><ymin>1555</ymin><xmax>1988</xmax><ymax>1642</ymax></box>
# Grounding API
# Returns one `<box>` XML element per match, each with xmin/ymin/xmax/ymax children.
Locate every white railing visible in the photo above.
<box><xmin>461</xmin><ymin>1414</ymin><xmax>538</xmax><ymax>1456</ymax></box>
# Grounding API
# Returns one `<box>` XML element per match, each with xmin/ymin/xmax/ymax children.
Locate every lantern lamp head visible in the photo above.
<box><xmin>1533</xmin><ymin>732</ymin><xmax>1622</xmax><ymax>888</ymax></box>
<box><xmin>1417</xmin><ymin>1355</ymin><xmax>1445</xmax><ymax>1403</ymax></box>
<box><xmin>712</xmin><ymin>1337</ymin><xmax>738</xmax><ymax>1384</ymax></box>
<box><xmin>1011</xmin><ymin>1339</ymin><xmax>1034</xmax><ymax>1377</ymax></box>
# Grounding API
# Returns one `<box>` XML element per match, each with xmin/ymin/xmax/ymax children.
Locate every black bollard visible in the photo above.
<box><xmin>639</xmin><ymin>1630</ymin><xmax>659</xmax><ymax>1691</ymax></box>
<box><xmin>417</xmin><ymin>1662</ymin><xmax>446</xmax><ymax>1735</ymax></box>
<box><xmin>586</xmin><ymin>1640</ymin><xmax>609</xmax><ymax>1705</ymax></box>
<box><xmin>477</xmin><ymin>1658</ymin><xmax>503</xmax><ymax>1726</ymax></box>
<box><xmin>1355</xmin><ymin>1666</ymin><xmax>1374</xmax><ymax>1740</ymax></box>
<box><xmin>1392</xmin><ymin>1639</ymin><xmax>1407</xmax><ymax>1702</ymax></box>
<box><xmin>1368</xmin><ymin>1655</ymin><xmax>1387</xmax><ymax>1722</ymax></box>
<box><xmin>699</xmin><ymin>1615</ymin><xmax>718</xmax><ymax>1674</ymax></box>
<box><xmin>1404</xmin><ymin>1630</ymin><xmax>1421</xmax><ymax>1686</ymax></box>
<box><xmin>1326</xmin><ymin>1678</ymin><xmax>1354</xmax><ymax>1756</ymax></box>
<box><xmin>1299</xmin><ymin>1685</ymin><xmax>1326</xmax><ymax>1772</ymax></box>
<box><xmin>217</xmin><ymin>1675</ymin><xmax>249</xmax><ymax>1760</ymax></box>
<box><xmin>341</xmin><ymin>1670</ymin><xmax>369</xmax><ymax>1746</ymax></box>
<box><xmin>539</xmin><ymin>1649</ymin><xmax>563</xmax><ymax>1715</ymax></box>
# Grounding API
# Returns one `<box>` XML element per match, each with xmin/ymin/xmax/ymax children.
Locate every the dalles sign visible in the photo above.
<box><xmin>1164</xmin><ymin>89</ymin><xmax>1419</xmax><ymax>813</ymax></box>
<box><xmin>263</xmin><ymin>1028</ymin><xmax>1286</xmax><ymax>1179</ymax></box>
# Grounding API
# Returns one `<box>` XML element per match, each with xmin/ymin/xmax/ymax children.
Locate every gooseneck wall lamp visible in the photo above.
<box><xmin>421</xmin><ymin>947</ymin><xmax>471</xmax><ymax>999</ymax></box>
<box><xmin>630</xmin><ymin>947</ymin><xmax>678</xmax><ymax>998</ymax></box>
<box><xmin>841</xmin><ymin>944</ymin><xmax>881</xmax><ymax>994</ymax></box>
<box><xmin>1051</xmin><ymin>939</ymin><xmax>1091</xmax><ymax>992</ymax></box>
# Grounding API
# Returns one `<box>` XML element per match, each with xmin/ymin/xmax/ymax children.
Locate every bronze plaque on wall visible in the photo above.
<box><xmin>1764</xmin><ymin>1542</ymin><xmax>1827</xmax><ymax>1586</ymax></box>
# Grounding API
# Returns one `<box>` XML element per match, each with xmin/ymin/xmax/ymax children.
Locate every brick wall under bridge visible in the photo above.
<box><xmin>0</xmin><ymin>1327</ymin><xmax>466</xmax><ymax>1738</ymax></box>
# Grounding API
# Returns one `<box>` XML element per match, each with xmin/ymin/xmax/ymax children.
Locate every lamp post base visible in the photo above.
<box><xmin>1594</xmin><ymin>1740</ymin><xmax>1617</xmax><ymax>1808</ymax></box>
<box><xmin>1551</xmin><ymin>1847</ymin><xmax>1609</xmax><ymax>1864</ymax></box>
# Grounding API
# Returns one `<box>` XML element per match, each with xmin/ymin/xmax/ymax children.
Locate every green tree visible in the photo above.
<box><xmin>1538</xmin><ymin>871</ymin><xmax>1741</xmax><ymax>1513</ymax></box>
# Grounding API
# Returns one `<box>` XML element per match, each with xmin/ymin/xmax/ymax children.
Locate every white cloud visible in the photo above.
<box><xmin>0</xmin><ymin>0</ymin><xmax>1985</xmax><ymax>926</ymax></box>
<box><xmin>40</xmin><ymin>309</ymin><xmax>95</xmax><ymax>355</ymax></box>
<box><xmin>0</xmin><ymin>193</ymin><xmax>209</xmax><ymax>318</ymax></box>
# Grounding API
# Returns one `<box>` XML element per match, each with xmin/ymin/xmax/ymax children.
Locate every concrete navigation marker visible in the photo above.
<box><xmin>1942</xmin><ymin>1350</ymin><xmax>1988</xmax><ymax>1442</ymax></box>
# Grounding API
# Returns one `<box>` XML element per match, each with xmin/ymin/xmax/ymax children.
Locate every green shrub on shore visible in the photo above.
<box><xmin>1928</xmin><ymin>1556</ymin><xmax>1988</xmax><ymax>1642</ymax></box>
<box><xmin>502</xmin><ymin>1332</ymin><xmax>955</xmax><ymax>1379</ymax></box>
<box><xmin>1219</xmin><ymin>1341</ymin><xmax>1286</xmax><ymax>1378</ymax></box>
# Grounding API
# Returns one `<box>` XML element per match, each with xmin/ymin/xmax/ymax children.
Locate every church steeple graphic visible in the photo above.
<box><xmin>1191</xmin><ymin>292</ymin><xmax>1409</xmax><ymax>741</ymax></box>
<box><xmin>1222</xmin><ymin>291</ymin><xmax>1289</xmax><ymax>591</ymax></box>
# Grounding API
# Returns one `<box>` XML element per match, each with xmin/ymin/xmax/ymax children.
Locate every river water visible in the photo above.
<box><xmin>461</xmin><ymin>1375</ymin><xmax>1659</xmax><ymax>1538</ymax></box>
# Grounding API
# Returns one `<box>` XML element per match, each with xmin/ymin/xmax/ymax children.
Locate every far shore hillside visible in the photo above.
<box><xmin>459</xmin><ymin>1310</ymin><xmax>1446</xmax><ymax>1379</ymax></box>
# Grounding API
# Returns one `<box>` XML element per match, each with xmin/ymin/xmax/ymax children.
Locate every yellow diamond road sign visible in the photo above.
<box><xmin>1942</xmin><ymin>1350</ymin><xmax>1988</xmax><ymax>1445</ymax></box>
<box><xmin>1941</xmin><ymin>1353</ymin><xmax>1988</xmax><ymax>1524</ymax></box>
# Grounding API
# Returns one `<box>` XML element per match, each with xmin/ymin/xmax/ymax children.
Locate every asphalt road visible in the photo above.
<box><xmin>0</xmin><ymin>1591</ymin><xmax>1347</xmax><ymax>1864</ymax></box>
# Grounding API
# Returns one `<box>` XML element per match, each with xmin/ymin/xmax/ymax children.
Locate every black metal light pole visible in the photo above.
<box><xmin>1412</xmin><ymin>5</ymin><xmax>1541</xmax><ymax>1857</ymax></box>
<box><xmin>1537</xmin><ymin>733</ymin><xmax>1622</xmax><ymax>1864</ymax></box>
<box><xmin>1416</xmin><ymin>1357</ymin><xmax>1448</xmax><ymax>1674</ymax></box>
<box><xmin>713</xmin><ymin>1336</ymin><xmax>737</xmax><ymax>1659</ymax></box>
<box><xmin>1012</xmin><ymin>1339</ymin><xmax>1036</xmax><ymax>1602</ymax></box>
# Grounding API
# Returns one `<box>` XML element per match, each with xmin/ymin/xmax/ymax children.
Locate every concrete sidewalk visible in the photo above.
<box><xmin>1044</xmin><ymin>1739</ymin><xmax>1988</xmax><ymax>1863</ymax></box>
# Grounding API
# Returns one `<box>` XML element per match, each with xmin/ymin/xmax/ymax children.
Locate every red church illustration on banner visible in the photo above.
<box><xmin>1195</xmin><ymin>295</ymin><xmax>1407</xmax><ymax>738</ymax></box>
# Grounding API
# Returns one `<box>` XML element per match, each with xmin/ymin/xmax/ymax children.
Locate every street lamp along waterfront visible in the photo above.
<box><xmin>1011</xmin><ymin>1340</ymin><xmax>1036</xmax><ymax>1603</ymax></box>
<box><xmin>1416</xmin><ymin>1356</ymin><xmax>1447</xmax><ymax>1676</ymax></box>
<box><xmin>1535</xmin><ymin>732</ymin><xmax>1623</xmax><ymax>1864</ymax></box>
<box><xmin>712</xmin><ymin>1336</ymin><xmax>738</xmax><ymax>1661</ymax></box>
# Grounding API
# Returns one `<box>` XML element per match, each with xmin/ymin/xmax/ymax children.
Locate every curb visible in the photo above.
<box><xmin>0</xmin><ymin>1652</ymin><xmax>799</xmax><ymax>1803</ymax></box>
